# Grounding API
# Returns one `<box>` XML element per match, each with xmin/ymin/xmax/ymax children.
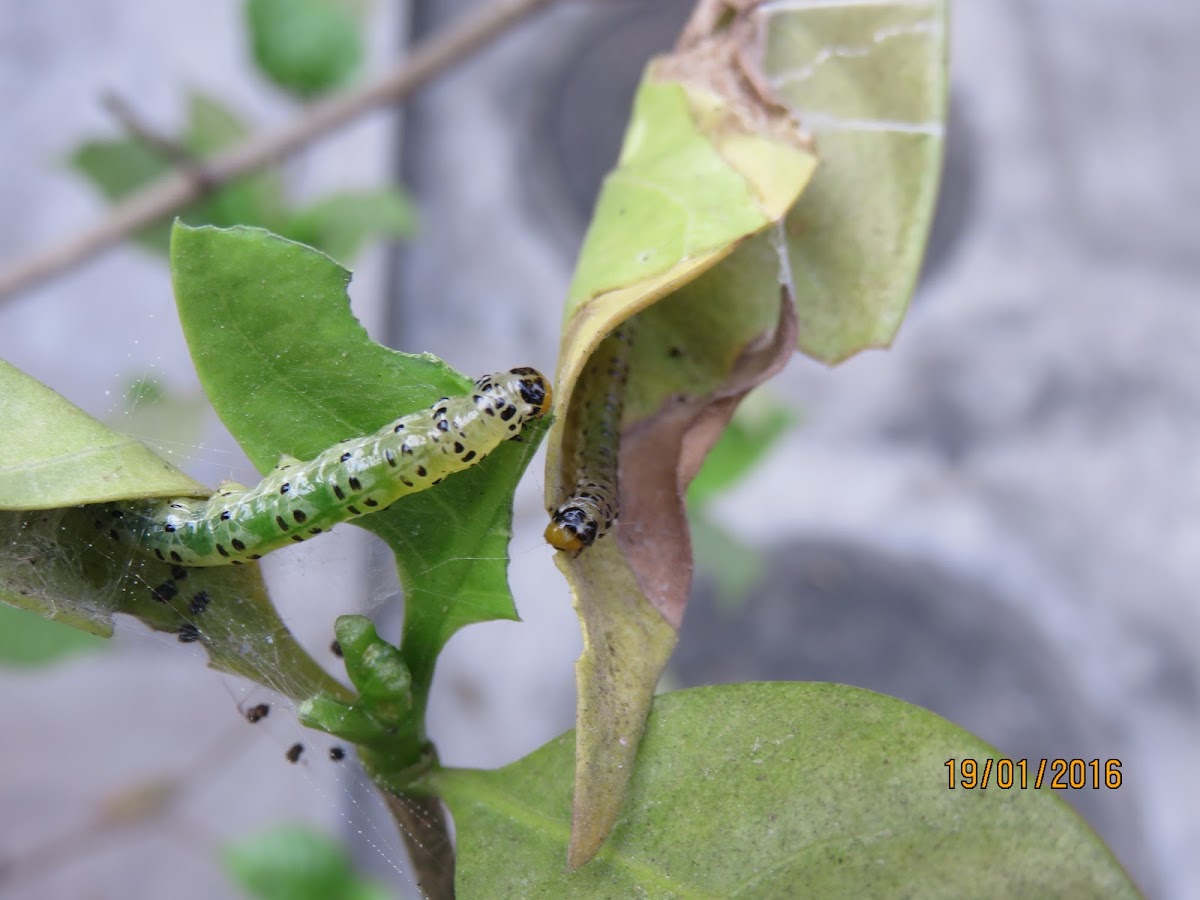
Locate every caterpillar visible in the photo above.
<box><xmin>544</xmin><ymin>328</ymin><xmax>631</xmax><ymax>554</ymax></box>
<box><xmin>96</xmin><ymin>368</ymin><xmax>551</xmax><ymax>567</ymax></box>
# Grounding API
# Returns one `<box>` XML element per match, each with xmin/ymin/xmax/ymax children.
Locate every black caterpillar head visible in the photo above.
<box><xmin>502</xmin><ymin>367</ymin><xmax>553</xmax><ymax>419</ymax></box>
<box><xmin>544</xmin><ymin>504</ymin><xmax>599</xmax><ymax>554</ymax></box>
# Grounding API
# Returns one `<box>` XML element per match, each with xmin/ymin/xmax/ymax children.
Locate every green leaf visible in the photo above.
<box><xmin>0</xmin><ymin>603</ymin><xmax>105</xmax><ymax>666</ymax></box>
<box><xmin>765</xmin><ymin>1</ymin><xmax>948</xmax><ymax>362</ymax></box>
<box><xmin>246</xmin><ymin>0</ymin><xmax>363</xmax><ymax>99</ymax></box>
<box><xmin>222</xmin><ymin>823</ymin><xmax>388</xmax><ymax>900</ymax></box>
<box><xmin>0</xmin><ymin>359</ymin><xmax>207</xmax><ymax>509</ymax></box>
<box><xmin>0</xmin><ymin>361</ymin><xmax>348</xmax><ymax>701</ymax></box>
<box><xmin>562</xmin><ymin>81</ymin><xmax>794</xmax><ymax>311</ymax></box>
<box><xmin>70</xmin><ymin>91</ymin><xmax>397</xmax><ymax>262</ymax></box>
<box><xmin>69</xmin><ymin>138</ymin><xmax>174</xmax><ymax>252</ymax></box>
<box><xmin>182</xmin><ymin>91</ymin><xmax>249</xmax><ymax>153</ymax></box>
<box><xmin>284</xmin><ymin>189</ymin><xmax>418</xmax><ymax>262</ymax></box>
<box><xmin>686</xmin><ymin>516</ymin><xmax>764</xmax><ymax>608</ymax></box>
<box><xmin>69</xmin><ymin>137</ymin><xmax>170</xmax><ymax>197</ymax></box>
<box><xmin>182</xmin><ymin>93</ymin><xmax>290</xmax><ymax>233</ymax></box>
<box><xmin>168</xmin><ymin>223</ymin><xmax>543</xmax><ymax>716</ymax></box>
<box><xmin>435</xmin><ymin>683</ymin><xmax>1136</xmax><ymax>897</ymax></box>
<box><xmin>0</xmin><ymin>506</ymin><xmax>349</xmax><ymax>701</ymax></box>
<box><xmin>67</xmin><ymin>92</ymin><xmax>289</xmax><ymax>253</ymax></box>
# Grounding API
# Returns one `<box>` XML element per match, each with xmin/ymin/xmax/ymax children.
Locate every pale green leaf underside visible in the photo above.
<box><xmin>1</xmin><ymin>491</ymin><xmax>344</xmax><ymax>701</ymax></box>
<box><xmin>438</xmin><ymin>683</ymin><xmax>1137</xmax><ymax>898</ymax></box>
<box><xmin>565</xmin><ymin>79</ymin><xmax>774</xmax><ymax>314</ymax></box>
<box><xmin>0</xmin><ymin>360</ymin><xmax>207</xmax><ymax>510</ymax></box>
<box><xmin>0</xmin><ymin>360</ymin><xmax>305</xmax><ymax>671</ymax></box>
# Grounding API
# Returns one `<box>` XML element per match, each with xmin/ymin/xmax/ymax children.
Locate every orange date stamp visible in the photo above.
<box><xmin>945</xmin><ymin>758</ymin><xmax>1122</xmax><ymax>790</ymax></box>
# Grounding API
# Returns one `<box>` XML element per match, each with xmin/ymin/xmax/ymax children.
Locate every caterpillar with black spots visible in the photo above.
<box><xmin>544</xmin><ymin>327</ymin><xmax>631</xmax><ymax>554</ymax></box>
<box><xmin>97</xmin><ymin>368</ymin><xmax>551</xmax><ymax>567</ymax></box>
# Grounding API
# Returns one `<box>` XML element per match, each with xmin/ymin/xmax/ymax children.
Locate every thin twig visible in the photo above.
<box><xmin>0</xmin><ymin>0</ymin><xmax>562</xmax><ymax>302</ymax></box>
<box><xmin>101</xmin><ymin>92</ymin><xmax>212</xmax><ymax>188</ymax></box>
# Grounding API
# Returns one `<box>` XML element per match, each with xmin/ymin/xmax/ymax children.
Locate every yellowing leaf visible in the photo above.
<box><xmin>544</xmin><ymin>0</ymin><xmax>947</xmax><ymax>867</ymax></box>
<box><xmin>766</xmin><ymin>0</ymin><xmax>948</xmax><ymax>360</ymax></box>
<box><xmin>546</xmin><ymin>4</ymin><xmax>818</xmax><ymax>866</ymax></box>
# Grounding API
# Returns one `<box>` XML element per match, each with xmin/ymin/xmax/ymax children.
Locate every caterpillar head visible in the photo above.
<box><xmin>544</xmin><ymin>504</ymin><xmax>600</xmax><ymax>554</ymax></box>
<box><xmin>483</xmin><ymin>367</ymin><xmax>553</xmax><ymax>421</ymax></box>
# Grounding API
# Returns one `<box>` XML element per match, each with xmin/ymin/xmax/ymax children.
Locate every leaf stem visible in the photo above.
<box><xmin>382</xmin><ymin>791</ymin><xmax>457</xmax><ymax>900</ymax></box>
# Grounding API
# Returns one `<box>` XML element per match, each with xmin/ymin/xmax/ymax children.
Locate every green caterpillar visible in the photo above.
<box><xmin>544</xmin><ymin>328</ymin><xmax>630</xmax><ymax>554</ymax></box>
<box><xmin>96</xmin><ymin>368</ymin><xmax>551</xmax><ymax>567</ymax></box>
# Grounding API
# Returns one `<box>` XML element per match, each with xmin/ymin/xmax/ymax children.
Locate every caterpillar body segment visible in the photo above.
<box><xmin>545</xmin><ymin>328</ymin><xmax>631</xmax><ymax>555</ymax></box>
<box><xmin>102</xmin><ymin>368</ymin><xmax>551</xmax><ymax>566</ymax></box>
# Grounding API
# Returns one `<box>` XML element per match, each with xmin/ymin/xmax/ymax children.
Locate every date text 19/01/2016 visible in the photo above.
<box><xmin>945</xmin><ymin>758</ymin><xmax>1122</xmax><ymax>790</ymax></box>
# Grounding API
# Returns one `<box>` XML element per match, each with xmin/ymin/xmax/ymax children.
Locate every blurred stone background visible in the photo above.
<box><xmin>1</xmin><ymin>0</ymin><xmax>1197</xmax><ymax>897</ymax></box>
